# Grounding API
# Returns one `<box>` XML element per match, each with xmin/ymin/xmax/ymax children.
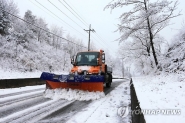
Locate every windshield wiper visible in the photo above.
<box><xmin>76</xmin><ymin>63</ymin><xmax>90</xmax><ymax>66</ymax></box>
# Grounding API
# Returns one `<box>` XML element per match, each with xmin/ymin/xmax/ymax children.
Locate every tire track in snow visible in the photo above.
<box><xmin>0</xmin><ymin>96</ymin><xmax>50</xmax><ymax>118</ymax></box>
<box><xmin>39</xmin><ymin>101</ymin><xmax>91</xmax><ymax>123</ymax></box>
<box><xmin>0</xmin><ymin>91</ymin><xmax>43</xmax><ymax>107</ymax></box>
<box><xmin>0</xmin><ymin>99</ymin><xmax>75</xmax><ymax>123</ymax></box>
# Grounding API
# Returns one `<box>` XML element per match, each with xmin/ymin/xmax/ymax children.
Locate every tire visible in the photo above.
<box><xmin>106</xmin><ymin>73</ymin><xmax>112</xmax><ymax>88</ymax></box>
<box><xmin>106</xmin><ymin>81</ymin><xmax>111</xmax><ymax>88</ymax></box>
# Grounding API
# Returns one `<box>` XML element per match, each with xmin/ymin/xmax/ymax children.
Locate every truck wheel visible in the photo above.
<box><xmin>106</xmin><ymin>81</ymin><xmax>111</xmax><ymax>88</ymax></box>
<box><xmin>106</xmin><ymin>74</ymin><xmax>112</xmax><ymax>88</ymax></box>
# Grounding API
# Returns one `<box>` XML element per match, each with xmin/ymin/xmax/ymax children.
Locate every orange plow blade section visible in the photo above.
<box><xmin>46</xmin><ymin>81</ymin><xmax>103</xmax><ymax>92</ymax></box>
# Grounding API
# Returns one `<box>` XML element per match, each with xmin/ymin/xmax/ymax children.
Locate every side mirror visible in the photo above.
<box><xmin>71</xmin><ymin>58</ymin><xmax>74</xmax><ymax>64</ymax></box>
<box><xmin>71</xmin><ymin>56</ymin><xmax>75</xmax><ymax>65</ymax></box>
<box><xmin>102</xmin><ymin>53</ymin><xmax>105</xmax><ymax>63</ymax></box>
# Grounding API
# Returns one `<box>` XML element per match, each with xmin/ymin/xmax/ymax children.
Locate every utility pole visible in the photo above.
<box><xmin>84</xmin><ymin>24</ymin><xmax>95</xmax><ymax>51</ymax></box>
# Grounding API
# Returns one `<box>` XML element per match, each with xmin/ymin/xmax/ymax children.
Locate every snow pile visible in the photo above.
<box><xmin>44</xmin><ymin>88</ymin><xmax>105</xmax><ymax>101</ymax></box>
<box><xmin>132</xmin><ymin>73</ymin><xmax>185</xmax><ymax>123</ymax></box>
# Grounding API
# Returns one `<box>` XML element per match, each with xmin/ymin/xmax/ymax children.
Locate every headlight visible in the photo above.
<box><xmin>84</xmin><ymin>75</ymin><xmax>90</xmax><ymax>80</ymax></box>
<box><xmin>68</xmin><ymin>75</ymin><xmax>74</xmax><ymax>80</ymax></box>
<box><xmin>53</xmin><ymin>75</ymin><xmax>59</xmax><ymax>79</ymax></box>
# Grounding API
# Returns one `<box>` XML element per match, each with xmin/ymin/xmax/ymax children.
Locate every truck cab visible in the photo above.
<box><xmin>71</xmin><ymin>50</ymin><xmax>112</xmax><ymax>87</ymax></box>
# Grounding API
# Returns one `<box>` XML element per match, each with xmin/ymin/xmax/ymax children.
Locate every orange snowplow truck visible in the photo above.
<box><xmin>40</xmin><ymin>50</ymin><xmax>112</xmax><ymax>92</ymax></box>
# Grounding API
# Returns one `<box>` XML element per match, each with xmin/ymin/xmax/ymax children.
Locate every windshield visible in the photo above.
<box><xmin>75</xmin><ymin>52</ymin><xmax>99</xmax><ymax>66</ymax></box>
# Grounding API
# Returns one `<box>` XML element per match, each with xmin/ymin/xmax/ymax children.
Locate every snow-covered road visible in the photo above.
<box><xmin>0</xmin><ymin>79</ymin><xmax>131</xmax><ymax>123</ymax></box>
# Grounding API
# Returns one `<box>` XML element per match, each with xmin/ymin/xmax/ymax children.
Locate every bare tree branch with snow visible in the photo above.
<box><xmin>105</xmin><ymin>0</ymin><xmax>181</xmax><ymax>70</ymax></box>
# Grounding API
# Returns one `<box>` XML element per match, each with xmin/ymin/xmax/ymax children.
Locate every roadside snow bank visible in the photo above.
<box><xmin>132</xmin><ymin>73</ymin><xmax>185</xmax><ymax>123</ymax></box>
<box><xmin>0</xmin><ymin>70</ymin><xmax>68</xmax><ymax>79</ymax></box>
<box><xmin>0</xmin><ymin>70</ymin><xmax>42</xmax><ymax>79</ymax></box>
<box><xmin>44</xmin><ymin>88</ymin><xmax>105</xmax><ymax>101</ymax></box>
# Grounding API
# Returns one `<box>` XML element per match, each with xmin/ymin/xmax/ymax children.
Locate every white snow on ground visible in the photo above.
<box><xmin>0</xmin><ymin>70</ymin><xmax>68</xmax><ymax>79</ymax></box>
<box><xmin>132</xmin><ymin>73</ymin><xmax>185</xmax><ymax>123</ymax></box>
<box><xmin>67</xmin><ymin>80</ymin><xmax>131</xmax><ymax>123</ymax></box>
<box><xmin>44</xmin><ymin>88</ymin><xmax>105</xmax><ymax>101</ymax></box>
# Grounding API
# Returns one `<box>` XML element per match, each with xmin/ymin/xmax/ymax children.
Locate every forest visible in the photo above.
<box><xmin>0</xmin><ymin>0</ymin><xmax>184</xmax><ymax>77</ymax></box>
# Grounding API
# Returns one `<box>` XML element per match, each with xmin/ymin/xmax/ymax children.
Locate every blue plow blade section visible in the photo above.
<box><xmin>40</xmin><ymin>72</ymin><xmax>105</xmax><ymax>83</ymax></box>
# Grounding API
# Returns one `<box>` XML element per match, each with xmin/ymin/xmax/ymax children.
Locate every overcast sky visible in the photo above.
<box><xmin>13</xmin><ymin>0</ymin><xmax>185</xmax><ymax>56</ymax></box>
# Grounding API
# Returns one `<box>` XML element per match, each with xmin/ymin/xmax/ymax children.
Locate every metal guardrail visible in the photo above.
<box><xmin>0</xmin><ymin>78</ymin><xmax>45</xmax><ymax>89</ymax></box>
<box><xmin>0</xmin><ymin>77</ymin><xmax>124</xmax><ymax>89</ymax></box>
<box><xmin>130</xmin><ymin>78</ymin><xmax>146</xmax><ymax>123</ymax></box>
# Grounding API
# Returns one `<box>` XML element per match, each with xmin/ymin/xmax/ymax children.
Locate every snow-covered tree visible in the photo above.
<box><xmin>35</xmin><ymin>18</ymin><xmax>50</xmax><ymax>43</ymax></box>
<box><xmin>0</xmin><ymin>2</ymin><xmax>88</xmax><ymax>73</ymax></box>
<box><xmin>63</xmin><ymin>34</ymin><xmax>86</xmax><ymax>57</ymax></box>
<box><xmin>23</xmin><ymin>10</ymin><xmax>37</xmax><ymax>41</ymax></box>
<box><xmin>24</xmin><ymin>10</ymin><xmax>36</xmax><ymax>29</ymax></box>
<box><xmin>0</xmin><ymin>0</ymin><xmax>18</xmax><ymax>35</ymax></box>
<box><xmin>105</xmin><ymin>0</ymin><xmax>180</xmax><ymax>67</ymax></box>
<box><xmin>161</xmin><ymin>26</ymin><xmax>185</xmax><ymax>72</ymax></box>
<box><xmin>50</xmin><ymin>25</ymin><xmax>64</xmax><ymax>49</ymax></box>
<box><xmin>118</xmin><ymin>33</ymin><xmax>166</xmax><ymax>74</ymax></box>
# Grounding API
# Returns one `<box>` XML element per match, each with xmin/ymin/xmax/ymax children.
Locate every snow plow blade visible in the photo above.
<box><xmin>40</xmin><ymin>72</ymin><xmax>104</xmax><ymax>92</ymax></box>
